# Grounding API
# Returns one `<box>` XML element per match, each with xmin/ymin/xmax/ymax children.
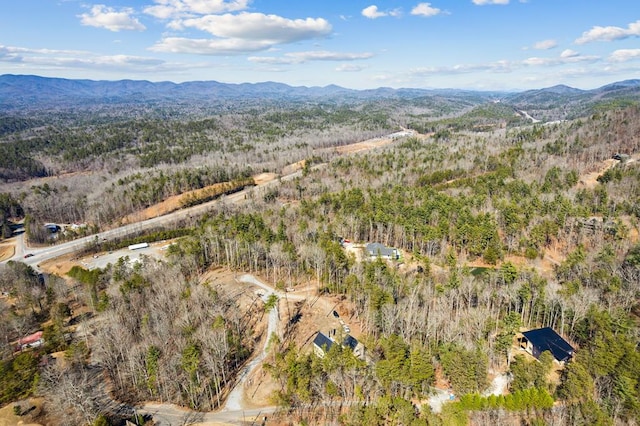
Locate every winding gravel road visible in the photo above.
<box><xmin>138</xmin><ymin>274</ymin><xmax>282</xmax><ymax>425</ymax></box>
<box><xmin>1</xmin><ymin>133</ymin><xmax>408</xmax><ymax>424</ymax></box>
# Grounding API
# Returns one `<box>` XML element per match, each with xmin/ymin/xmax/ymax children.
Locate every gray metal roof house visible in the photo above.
<box><xmin>365</xmin><ymin>242</ymin><xmax>399</xmax><ymax>260</ymax></box>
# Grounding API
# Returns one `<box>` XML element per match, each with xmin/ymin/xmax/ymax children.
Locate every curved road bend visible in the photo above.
<box><xmin>139</xmin><ymin>275</ymin><xmax>282</xmax><ymax>425</ymax></box>
<box><xmin>224</xmin><ymin>275</ymin><xmax>281</xmax><ymax>411</ymax></box>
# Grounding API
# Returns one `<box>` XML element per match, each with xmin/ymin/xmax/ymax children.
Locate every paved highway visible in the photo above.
<box><xmin>2</xmin><ymin>129</ymin><xmax>407</xmax><ymax>270</ymax></box>
<box><xmin>1</xmin><ymin>170</ymin><xmax>303</xmax><ymax>271</ymax></box>
<box><xmin>0</xmin><ymin>133</ymin><xmax>406</xmax><ymax>425</ymax></box>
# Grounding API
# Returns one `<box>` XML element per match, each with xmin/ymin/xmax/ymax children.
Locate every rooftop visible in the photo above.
<box><xmin>522</xmin><ymin>327</ymin><xmax>574</xmax><ymax>362</ymax></box>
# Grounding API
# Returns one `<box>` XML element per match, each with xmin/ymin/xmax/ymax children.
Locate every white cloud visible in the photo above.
<box><xmin>79</xmin><ymin>5</ymin><xmax>146</xmax><ymax>32</ymax></box>
<box><xmin>409</xmin><ymin>60</ymin><xmax>512</xmax><ymax>76</ymax></box>
<box><xmin>179</xmin><ymin>13</ymin><xmax>331</xmax><ymax>42</ymax></box>
<box><xmin>249</xmin><ymin>50</ymin><xmax>374</xmax><ymax>65</ymax></box>
<box><xmin>336</xmin><ymin>64</ymin><xmax>365</xmax><ymax>72</ymax></box>
<box><xmin>407</xmin><ymin>50</ymin><xmax>602</xmax><ymax>79</ymax></box>
<box><xmin>575</xmin><ymin>20</ymin><xmax>640</xmax><ymax>44</ymax></box>
<box><xmin>150</xmin><ymin>37</ymin><xmax>274</xmax><ymax>54</ymax></box>
<box><xmin>523</xmin><ymin>51</ymin><xmax>598</xmax><ymax>66</ymax></box>
<box><xmin>560</xmin><ymin>49</ymin><xmax>579</xmax><ymax>58</ymax></box>
<box><xmin>532</xmin><ymin>39</ymin><xmax>557</xmax><ymax>50</ymax></box>
<box><xmin>287</xmin><ymin>51</ymin><xmax>373</xmax><ymax>62</ymax></box>
<box><xmin>0</xmin><ymin>44</ymin><xmax>166</xmax><ymax>71</ymax></box>
<box><xmin>362</xmin><ymin>5</ymin><xmax>387</xmax><ymax>19</ymax></box>
<box><xmin>411</xmin><ymin>3</ymin><xmax>443</xmax><ymax>17</ymax></box>
<box><xmin>246</xmin><ymin>56</ymin><xmax>291</xmax><ymax>65</ymax></box>
<box><xmin>144</xmin><ymin>0</ymin><xmax>250</xmax><ymax>19</ymax></box>
<box><xmin>609</xmin><ymin>49</ymin><xmax>640</xmax><ymax>62</ymax></box>
<box><xmin>0</xmin><ymin>46</ymin><xmax>24</xmax><ymax>63</ymax></box>
<box><xmin>0</xmin><ymin>45</ymin><xmax>88</xmax><ymax>56</ymax></box>
<box><xmin>472</xmin><ymin>0</ymin><xmax>509</xmax><ymax>5</ymax></box>
<box><xmin>151</xmin><ymin>13</ymin><xmax>332</xmax><ymax>55</ymax></box>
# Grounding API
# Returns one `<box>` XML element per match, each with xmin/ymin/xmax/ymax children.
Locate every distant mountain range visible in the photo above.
<box><xmin>1</xmin><ymin>74</ymin><xmax>639</xmax><ymax>119</ymax></box>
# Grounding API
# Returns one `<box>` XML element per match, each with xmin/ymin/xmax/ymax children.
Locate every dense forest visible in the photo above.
<box><xmin>160</xmin><ymin>106</ymin><xmax>640</xmax><ymax>424</ymax></box>
<box><xmin>0</xmin><ymin>78</ymin><xmax>639</xmax><ymax>425</ymax></box>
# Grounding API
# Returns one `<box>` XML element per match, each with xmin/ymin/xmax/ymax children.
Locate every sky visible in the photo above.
<box><xmin>1</xmin><ymin>0</ymin><xmax>639</xmax><ymax>90</ymax></box>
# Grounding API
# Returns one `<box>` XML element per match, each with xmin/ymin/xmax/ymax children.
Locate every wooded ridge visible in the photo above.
<box><xmin>0</xmin><ymin>75</ymin><xmax>639</xmax><ymax>425</ymax></box>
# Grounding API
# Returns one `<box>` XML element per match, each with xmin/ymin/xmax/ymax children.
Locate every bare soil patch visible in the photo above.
<box><xmin>334</xmin><ymin>137</ymin><xmax>394</xmax><ymax>155</ymax></box>
<box><xmin>120</xmin><ymin>182</ymin><xmax>233</xmax><ymax>224</ymax></box>
<box><xmin>0</xmin><ymin>398</ymin><xmax>43</xmax><ymax>426</ymax></box>
<box><xmin>577</xmin><ymin>158</ymin><xmax>618</xmax><ymax>189</ymax></box>
<box><xmin>0</xmin><ymin>243</ymin><xmax>14</xmax><ymax>262</ymax></box>
<box><xmin>281</xmin><ymin>160</ymin><xmax>305</xmax><ymax>176</ymax></box>
<box><xmin>38</xmin><ymin>253</ymin><xmax>80</xmax><ymax>276</ymax></box>
<box><xmin>208</xmin><ymin>272</ymin><xmax>365</xmax><ymax>409</ymax></box>
<box><xmin>317</xmin><ymin>132</ymin><xmax>431</xmax><ymax>156</ymax></box>
<box><xmin>253</xmin><ymin>172</ymin><xmax>278</xmax><ymax>185</ymax></box>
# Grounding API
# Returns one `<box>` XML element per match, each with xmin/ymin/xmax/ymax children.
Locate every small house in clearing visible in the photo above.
<box><xmin>17</xmin><ymin>331</ymin><xmax>44</xmax><ymax>351</ymax></box>
<box><xmin>365</xmin><ymin>242</ymin><xmax>399</xmax><ymax>260</ymax></box>
<box><xmin>313</xmin><ymin>332</ymin><xmax>335</xmax><ymax>358</ymax></box>
<box><xmin>313</xmin><ymin>331</ymin><xmax>365</xmax><ymax>359</ymax></box>
<box><xmin>518</xmin><ymin>327</ymin><xmax>574</xmax><ymax>363</ymax></box>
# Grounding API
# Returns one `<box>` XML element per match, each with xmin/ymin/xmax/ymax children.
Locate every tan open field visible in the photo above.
<box><xmin>0</xmin><ymin>398</ymin><xmax>43</xmax><ymax>426</ymax></box>
<box><xmin>0</xmin><ymin>244</ymin><xmax>14</xmax><ymax>262</ymax></box>
<box><xmin>334</xmin><ymin>137</ymin><xmax>396</xmax><ymax>154</ymax></box>
<box><xmin>120</xmin><ymin>181</ymin><xmax>234</xmax><ymax>224</ymax></box>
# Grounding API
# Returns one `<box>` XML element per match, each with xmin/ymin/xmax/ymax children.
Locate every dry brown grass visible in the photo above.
<box><xmin>0</xmin><ymin>398</ymin><xmax>43</xmax><ymax>426</ymax></box>
<box><xmin>0</xmin><ymin>243</ymin><xmax>14</xmax><ymax>262</ymax></box>
<box><xmin>38</xmin><ymin>253</ymin><xmax>79</xmax><ymax>276</ymax></box>
<box><xmin>120</xmin><ymin>181</ymin><xmax>234</xmax><ymax>224</ymax></box>
<box><xmin>577</xmin><ymin>158</ymin><xmax>618</xmax><ymax>189</ymax></box>
<box><xmin>253</xmin><ymin>172</ymin><xmax>278</xmax><ymax>185</ymax></box>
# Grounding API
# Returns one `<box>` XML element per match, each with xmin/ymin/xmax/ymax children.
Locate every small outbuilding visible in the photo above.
<box><xmin>44</xmin><ymin>223</ymin><xmax>61</xmax><ymax>233</ymax></box>
<box><xmin>518</xmin><ymin>327</ymin><xmax>574</xmax><ymax>363</ymax></box>
<box><xmin>17</xmin><ymin>331</ymin><xmax>44</xmax><ymax>351</ymax></box>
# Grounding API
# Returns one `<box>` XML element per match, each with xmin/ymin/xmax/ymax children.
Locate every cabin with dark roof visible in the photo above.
<box><xmin>312</xmin><ymin>332</ymin><xmax>335</xmax><ymax>358</ymax></box>
<box><xmin>312</xmin><ymin>331</ymin><xmax>365</xmax><ymax>359</ymax></box>
<box><xmin>518</xmin><ymin>327</ymin><xmax>574</xmax><ymax>363</ymax></box>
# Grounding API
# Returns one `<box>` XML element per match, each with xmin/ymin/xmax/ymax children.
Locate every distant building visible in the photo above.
<box><xmin>365</xmin><ymin>242</ymin><xmax>399</xmax><ymax>260</ymax></box>
<box><xmin>312</xmin><ymin>331</ymin><xmax>365</xmax><ymax>359</ymax></box>
<box><xmin>44</xmin><ymin>223</ymin><xmax>61</xmax><ymax>233</ymax></box>
<box><xmin>17</xmin><ymin>331</ymin><xmax>44</xmax><ymax>351</ymax></box>
<box><xmin>312</xmin><ymin>332</ymin><xmax>335</xmax><ymax>358</ymax></box>
<box><xmin>389</xmin><ymin>130</ymin><xmax>415</xmax><ymax>139</ymax></box>
<box><xmin>518</xmin><ymin>327</ymin><xmax>574</xmax><ymax>363</ymax></box>
<box><xmin>342</xmin><ymin>334</ymin><xmax>365</xmax><ymax>358</ymax></box>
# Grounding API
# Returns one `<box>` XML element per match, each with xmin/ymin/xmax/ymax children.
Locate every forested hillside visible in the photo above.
<box><xmin>162</xmin><ymin>105</ymin><xmax>640</xmax><ymax>424</ymax></box>
<box><xmin>0</xmin><ymin>77</ymin><xmax>639</xmax><ymax>425</ymax></box>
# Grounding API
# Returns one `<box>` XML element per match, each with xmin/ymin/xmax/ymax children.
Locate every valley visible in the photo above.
<box><xmin>1</xmin><ymin>76</ymin><xmax>640</xmax><ymax>426</ymax></box>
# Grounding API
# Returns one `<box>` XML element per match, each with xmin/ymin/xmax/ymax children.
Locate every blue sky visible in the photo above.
<box><xmin>1</xmin><ymin>0</ymin><xmax>639</xmax><ymax>90</ymax></box>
